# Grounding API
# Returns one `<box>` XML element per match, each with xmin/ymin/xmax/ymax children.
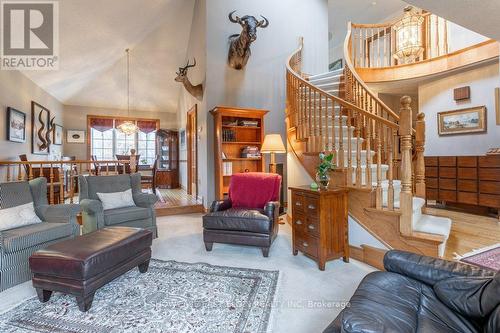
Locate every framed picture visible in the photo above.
<box><xmin>31</xmin><ymin>101</ymin><xmax>51</xmax><ymax>155</ymax></box>
<box><xmin>53</xmin><ymin>124</ymin><xmax>63</xmax><ymax>145</ymax></box>
<box><xmin>179</xmin><ymin>128</ymin><xmax>186</xmax><ymax>150</ymax></box>
<box><xmin>7</xmin><ymin>107</ymin><xmax>26</xmax><ymax>143</ymax></box>
<box><xmin>495</xmin><ymin>87</ymin><xmax>499</xmax><ymax>125</ymax></box>
<box><xmin>437</xmin><ymin>106</ymin><xmax>487</xmax><ymax>136</ymax></box>
<box><xmin>67</xmin><ymin>130</ymin><xmax>86</xmax><ymax>144</ymax></box>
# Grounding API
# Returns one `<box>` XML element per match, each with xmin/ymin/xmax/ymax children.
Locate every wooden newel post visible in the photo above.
<box><xmin>399</xmin><ymin>96</ymin><xmax>413</xmax><ymax>236</ymax></box>
<box><xmin>415</xmin><ymin>112</ymin><xmax>426</xmax><ymax>199</ymax></box>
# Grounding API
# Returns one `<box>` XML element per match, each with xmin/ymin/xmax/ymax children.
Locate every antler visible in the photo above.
<box><xmin>228</xmin><ymin>10</ymin><xmax>241</xmax><ymax>24</ymax></box>
<box><xmin>258</xmin><ymin>15</ymin><xmax>269</xmax><ymax>28</ymax></box>
<box><xmin>186</xmin><ymin>58</ymin><xmax>196</xmax><ymax>69</ymax></box>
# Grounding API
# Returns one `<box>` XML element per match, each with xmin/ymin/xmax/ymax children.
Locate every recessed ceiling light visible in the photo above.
<box><xmin>372</xmin><ymin>1</ymin><xmax>377</xmax><ymax>5</ymax></box>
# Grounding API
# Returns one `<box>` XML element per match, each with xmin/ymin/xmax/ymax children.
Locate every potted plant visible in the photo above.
<box><xmin>316</xmin><ymin>152</ymin><xmax>335</xmax><ymax>189</ymax></box>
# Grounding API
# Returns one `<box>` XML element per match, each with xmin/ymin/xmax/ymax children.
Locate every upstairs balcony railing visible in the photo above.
<box><xmin>350</xmin><ymin>12</ymin><xmax>451</xmax><ymax>68</ymax></box>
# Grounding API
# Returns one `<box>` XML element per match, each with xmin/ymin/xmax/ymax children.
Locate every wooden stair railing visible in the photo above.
<box><xmin>287</xmin><ymin>38</ymin><xmax>401</xmax><ymax>212</ymax></box>
<box><xmin>286</xmin><ymin>35</ymin><xmax>430</xmax><ymax>247</ymax></box>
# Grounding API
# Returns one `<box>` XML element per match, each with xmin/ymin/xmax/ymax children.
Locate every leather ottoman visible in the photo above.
<box><xmin>29</xmin><ymin>226</ymin><xmax>152</xmax><ymax>312</ymax></box>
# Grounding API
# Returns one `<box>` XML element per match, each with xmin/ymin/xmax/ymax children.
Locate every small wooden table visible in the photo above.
<box><xmin>289</xmin><ymin>186</ymin><xmax>349</xmax><ymax>270</ymax></box>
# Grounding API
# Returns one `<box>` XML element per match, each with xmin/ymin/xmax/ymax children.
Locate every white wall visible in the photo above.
<box><xmin>0</xmin><ymin>70</ymin><xmax>64</xmax><ymax>161</ymax></box>
<box><xmin>419</xmin><ymin>62</ymin><xmax>500</xmax><ymax>156</ymax></box>
<box><xmin>177</xmin><ymin>0</ymin><xmax>207</xmax><ymax>197</ymax></box>
<box><xmin>202</xmin><ymin>0</ymin><xmax>329</xmax><ymax>206</ymax></box>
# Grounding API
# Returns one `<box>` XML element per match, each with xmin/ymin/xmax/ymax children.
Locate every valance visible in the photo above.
<box><xmin>89</xmin><ymin>118</ymin><xmax>113</xmax><ymax>132</ymax></box>
<box><xmin>137</xmin><ymin>120</ymin><xmax>157</xmax><ymax>134</ymax></box>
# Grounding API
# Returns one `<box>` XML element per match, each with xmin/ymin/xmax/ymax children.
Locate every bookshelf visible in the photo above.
<box><xmin>210</xmin><ymin>106</ymin><xmax>268</xmax><ymax>200</ymax></box>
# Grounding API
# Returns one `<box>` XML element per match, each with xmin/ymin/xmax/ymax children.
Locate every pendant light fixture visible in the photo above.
<box><xmin>393</xmin><ymin>6</ymin><xmax>425</xmax><ymax>63</ymax></box>
<box><xmin>117</xmin><ymin>48</ymin><xmax>139</xmax><ymax>135</ymax></box>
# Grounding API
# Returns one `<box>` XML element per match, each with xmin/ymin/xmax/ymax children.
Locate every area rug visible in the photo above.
<box><xmin>458</xmin><ymin>243</ymin><xmax>500</xmax><ymax>271</ymax></box>
<box><xmin>0</xmin><ymin>260</ymin><xmax>279</xmax><ymax>333</ymax></box>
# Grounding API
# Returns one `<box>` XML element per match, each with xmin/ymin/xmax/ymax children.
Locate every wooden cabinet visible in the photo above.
<box><xmin>289</xmin><ymin>186</ymin><xmax>349</xmax><ymax>271</ymax></box>
<box><xmin>211</xmin><ymin>106</ymin><xmax>268</xmax><ymax>200</ymax></box>
<box><xmin>425</xmin><ymin>155</ymin><xmax>500</xmax><ymax>217</ymax></box>
<box><xmin>156</xmin><ymin>129</ymin><xmax>179</xmax><ymax>189</ymax></box>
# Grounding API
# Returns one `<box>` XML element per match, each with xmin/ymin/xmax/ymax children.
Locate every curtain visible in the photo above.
<box><xmin>137</xmin><ymin>120</ymin><xmax>157</xmax><ymax>133</ymax></box>
<box><xmin>89</xmin><ymin>118</ymin><xmax>113</xmax><ymax>132</ymax></box>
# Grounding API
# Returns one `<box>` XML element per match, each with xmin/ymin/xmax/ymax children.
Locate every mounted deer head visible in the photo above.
<box><xmin>175</xmin><ymin>58</ymin><xmax>203</xmax><ymax>101</ymax></box>
<box><xmin>227</xmin><ymin>11</ymin><xmax>269</xmax><ymax>70</ymax></box>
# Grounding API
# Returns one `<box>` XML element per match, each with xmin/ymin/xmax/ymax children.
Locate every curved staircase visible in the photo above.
<box><xmin>286</xmin><ymin>37</ymin><xmax>452</xmax><ymax>257</ymax></box>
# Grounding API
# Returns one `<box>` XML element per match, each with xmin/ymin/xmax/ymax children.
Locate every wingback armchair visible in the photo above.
<box><xmin>0</xmin><ymin>178</ymin><xmax>80</xmax><ymax>291</ymax></box>
<box><xmin>202</xmin><ymin>172</ymin><xmax>281</xmax><ymax>257</ymax></box>
<box><xmin>79</xmin><ymin>174</ymin><xmax>158</xmax><ymax>237</ymax></box>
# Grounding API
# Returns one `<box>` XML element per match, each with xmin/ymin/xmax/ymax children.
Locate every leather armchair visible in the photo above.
<box><xmin>324</xmin><ymin>250</ymin><xmax>499</xmax><ymax>333</ymax></box>
<box><xmin>202</xmin><ymin>173</ymin><xmax>281</xmax><ymax>257</ymax></box>
<box><xmin>78</xmin><ymin>173</ymin><xmax>158</xmax><ymax>237</ymax></box>
<box><xmin>0</xmin><ymin>178</ymin><xmax>80</xmax><ymax>291</ymax></box>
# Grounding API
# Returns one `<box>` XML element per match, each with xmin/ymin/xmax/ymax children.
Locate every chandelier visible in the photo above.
<box><xmin>117</xmin><ymin>48</ymin><xmax>139</xmax><ymax>135</ymax></box>
<box><xmin>393</xmin><ymin>6</ymin><xmax>425</xmax><ymax>63</ymax></box>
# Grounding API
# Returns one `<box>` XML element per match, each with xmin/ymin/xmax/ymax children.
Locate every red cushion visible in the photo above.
<box><xmin>229</xmin><ymin>172</ymin><xmax>281</xmax><ymax>209</ymax></box>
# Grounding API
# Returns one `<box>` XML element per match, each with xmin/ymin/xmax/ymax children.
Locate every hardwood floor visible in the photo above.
<box><xmin>154</xmin><ymin>189</ymin><xmax>205</xmax><ymax>216</ymax></box>
<box><xmin>423</xmin><ymin>207</ymin><xmax>500</xmax><ymax>260</ymax></box>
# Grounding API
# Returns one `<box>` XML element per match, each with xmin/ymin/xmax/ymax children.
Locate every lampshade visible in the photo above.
<box><xmin>261</xmin><ymin>134</ymin><xmax>286</xmax><ymax>154</ymax></box>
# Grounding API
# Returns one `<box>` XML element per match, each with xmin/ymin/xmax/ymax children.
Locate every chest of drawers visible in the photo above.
<box><xmin>289</xmin><ymin>186</ymin><xmax>349</xmax><ymax>270</ymax></box>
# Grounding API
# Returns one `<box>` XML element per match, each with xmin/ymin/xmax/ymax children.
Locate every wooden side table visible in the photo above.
<box><xmin>289</xmin><ymin>186</ymin><xmax>349</xmax><ymax>270</ymax></box>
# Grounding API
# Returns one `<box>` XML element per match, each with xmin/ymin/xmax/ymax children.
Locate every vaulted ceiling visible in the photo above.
<box><xmin>21</xmin><ymin>0</ymin><xmax>195</xmax><ymax>113</ymax></box>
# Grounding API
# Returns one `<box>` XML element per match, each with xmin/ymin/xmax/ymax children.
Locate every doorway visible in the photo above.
<box><xmin>187</xmin><ymin>105</ymin><xmax>198</xmax><ymax>198</ymax></box>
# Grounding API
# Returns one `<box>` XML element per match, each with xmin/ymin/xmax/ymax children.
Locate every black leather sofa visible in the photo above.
<box><xmin>324</xmin><ymin>250</ymin><xmax>499</xmax><ymax>333</ymax></box>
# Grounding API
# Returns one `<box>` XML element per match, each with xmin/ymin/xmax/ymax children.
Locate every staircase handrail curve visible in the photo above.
<box><xmin>343</xmin><ymin>22</ymin><xmax>400</xmax><ymax>122</ymax></box>
<box><xmin>286</xmin><ymin>38</ymin><xmax>398</xmax><ymax>130</ymax></box>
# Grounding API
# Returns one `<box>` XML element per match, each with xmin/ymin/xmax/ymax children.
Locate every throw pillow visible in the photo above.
<box><xmin>0</xmin><ymin>202</ymin><xmax>42</xmax><ymax>231</ymax></box>
<box><xmin>96</xmin><ymin>189</ymin><xmax>136</xmax><ymax>210</ymax></box>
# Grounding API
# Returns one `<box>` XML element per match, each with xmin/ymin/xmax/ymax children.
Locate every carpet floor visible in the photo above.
<box><xmin>0</xmin><ymin>214</ymin><xmax>375</xmax><ymax>333</ymax></box>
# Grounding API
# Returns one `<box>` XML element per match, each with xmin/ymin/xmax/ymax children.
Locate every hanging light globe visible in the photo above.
<box><xmin>393</xmin><ymin>6</ymin><xmax>425</xmax><ymax>63</ymax></box>
<box><xmin>117</xmin><ymin>48</ymin><xmax>138</xmax><ymax>135</ymax></box>
<box><xmin>117</xmin><ymin>120</ymin><xmax>138</xmax><ymax>135</ymax></box>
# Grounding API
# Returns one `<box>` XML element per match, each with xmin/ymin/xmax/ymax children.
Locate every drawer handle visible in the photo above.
<box><xmin>308</xmin><ymin>224</ymin><xmax>315</xmax><ymax>230</ymax></box>
<box><xmin>295</xmin><ymin>220</ymin><xmax>303</xmax><ymax>225</ymax></box>
<box><xmin>308</xmin><ymin>204</ymin><xmax>316</xmax><ymax>210</ymax></box>
<box><xmin>302</xmin><ymin>242</ymin><xmax>309</xmax><ymax>247</ymax></box>
<box><xmin>296</xmin><ymin>202</ymin><xmax>302</xmax><ymax>206</ymax></box>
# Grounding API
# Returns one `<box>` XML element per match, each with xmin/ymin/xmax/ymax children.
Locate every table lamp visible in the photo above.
<box><xmin>261</xmin><ymin>134</ymin><xmax>286</xmax><ymax>173</ymax></box>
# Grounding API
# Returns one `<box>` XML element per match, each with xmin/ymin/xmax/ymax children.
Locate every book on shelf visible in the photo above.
<box><xmin>238</xmin><ymin>120</ymin><xmax>259</xmax><ymax>127</ymax></box>
<box><xmin>222</xmin><ymin>161</ymin><xmax>233</xmax><ymax>176</ymax></box>
<box><xmin>221</xmin><ymin>152</ymin><xmax>227</xmax><ymax>159</ymax></box>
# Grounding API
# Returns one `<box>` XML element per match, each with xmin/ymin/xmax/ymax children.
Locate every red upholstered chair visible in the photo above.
<box><xmin>202</xmin><ymin>172</ymin><xmax>281</xmax><ymax>257</ymax></box>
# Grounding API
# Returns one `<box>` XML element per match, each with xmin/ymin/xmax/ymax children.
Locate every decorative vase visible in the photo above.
<box><xmin>316</xmin><ymin>172</ymin><xmax>330</xmax><ymax>189</ymax></box>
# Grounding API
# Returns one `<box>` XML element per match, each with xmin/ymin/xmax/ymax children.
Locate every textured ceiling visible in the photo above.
<box><xmin>21</xmin><ymin>0</ymin><xmax>195</xmax><ymax>113</ymax></box>
<box><xmin>405</xmin><ymin>0</ymin><xmax>500</xmax><ymax>41</ymax></box>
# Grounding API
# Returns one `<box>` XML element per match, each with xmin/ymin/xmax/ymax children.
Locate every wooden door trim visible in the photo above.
<box><xmin>187</xmin><ymin>105</ymin><xmax>198</xmax><ymax>197</ymax></box>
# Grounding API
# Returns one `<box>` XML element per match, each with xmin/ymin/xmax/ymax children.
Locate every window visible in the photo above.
<box><xmin>91</xmin><ymin>128</ymin><xmax>114</xmax><ymax>160</ymax></box>
<box><xmin>138</xmin><ymin>131</ymin><xmax>156</xmax><ymax>166</ymax></box>
<box><xmin>89</xmin><ymin>117</ymin><xmax>158</xmax><ymax>166</ymax></box>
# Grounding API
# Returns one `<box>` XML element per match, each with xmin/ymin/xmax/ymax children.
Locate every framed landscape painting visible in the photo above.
<box><xmin>437</xmin><ymin>106</ymin><xmax>486</xmax><ymax>136</ymax></box>
<box><xmin>7</xmin><ymin>107</ymin><xmax>26</xmax><ymax>143</ymax></box>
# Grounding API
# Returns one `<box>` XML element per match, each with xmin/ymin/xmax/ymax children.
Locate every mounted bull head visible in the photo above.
<box><xmin>175</xmin><ymin>58</ymin><xmax>203</xmax><ymax>101</ymax></box>
<box><xmin>228</xmin><ymin>10</ymin><xmax>269</xmax><ymax>70</ymax></box>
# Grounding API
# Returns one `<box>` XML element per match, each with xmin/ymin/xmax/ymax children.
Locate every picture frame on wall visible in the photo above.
<box><xmin>495</xmin><ymin>87</ymin><xmax>499</xmax><ymax>125</ymax></box>
<box><xmin>437</xmin><ymin>106</ymin><xmax>487</xmax><ymax>136</ymax></box>
<box><xmin>7</xmin><ymin>107</ymin><xmax>26</xmax><ymax>143</ymax></box>
<box><xmin>67</xmin><ymin>130</ymin><xmax>86</xmax><ymax>144</ymax></box>
<box><xmin>179</xmin><ymin>128</ymin><xmax>186</xmax><ymax>150</ymax></box>
<box><xmin>31</xmin><ymin>101</ymin><xmax>51</xmax><ymax>155</ymax></box>
<box><xmin>53</xmin><ymin>124</ymin><xmax>63</xmax><ymax>145</ymax></box>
